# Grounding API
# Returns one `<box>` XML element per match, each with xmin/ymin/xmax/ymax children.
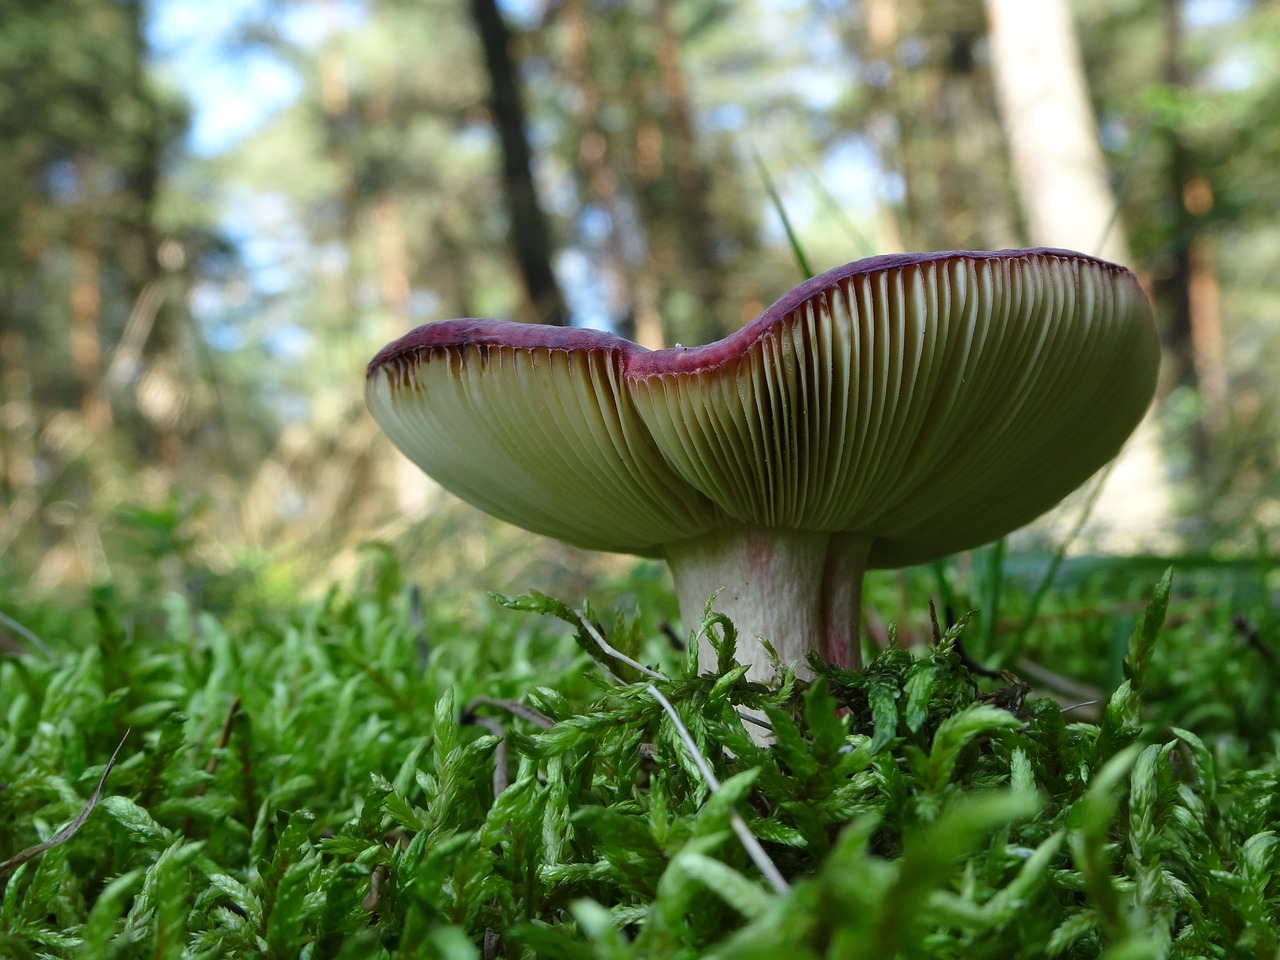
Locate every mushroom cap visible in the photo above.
<box><xmin>366</xmin><ymin>248</ymin><xmax>1159</xmax><ymax>566</ymax></box>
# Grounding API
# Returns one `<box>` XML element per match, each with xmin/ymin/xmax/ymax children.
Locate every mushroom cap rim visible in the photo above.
<box><xmin>366</xmin><ymin>246</ymin><xmax>1140</xmax><ymax>379</ymax></box>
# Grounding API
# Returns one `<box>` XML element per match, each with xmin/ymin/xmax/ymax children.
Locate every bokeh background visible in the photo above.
<box><xmin>2</xmin><ymin>0</ymin><xmax>1277</xmax><ymax>607</ymax></box>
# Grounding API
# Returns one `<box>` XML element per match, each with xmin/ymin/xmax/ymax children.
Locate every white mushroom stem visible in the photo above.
<box><xmin>664</xmin><ymin>526</ymin><xmax>874</xmax><ymax>680</ymax></box>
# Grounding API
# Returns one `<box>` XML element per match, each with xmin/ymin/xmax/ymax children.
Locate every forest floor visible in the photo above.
<box><xmin>1</xmin><ymin>543</ymin><xmax>1278</xmax><ymax>958</ymax></box>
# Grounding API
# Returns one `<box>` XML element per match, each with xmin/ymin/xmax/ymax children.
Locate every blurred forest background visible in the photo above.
<box><xmin>2</xmin><ymin>0</ymin><xmax>1278</xmax><ymax>602</ymax></box>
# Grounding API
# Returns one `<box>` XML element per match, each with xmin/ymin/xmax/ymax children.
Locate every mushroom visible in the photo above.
<box><xmin>366</xmin><ymin>248</ymin><xmax>1159</xmax><ymax>680</ymax></box>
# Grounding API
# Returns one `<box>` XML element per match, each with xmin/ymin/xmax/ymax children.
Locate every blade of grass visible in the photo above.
<box><xmin>798</xmin><ymin>162</ymin><xmax>878</xmax><ymax>259</ymax></box>
<box><xmin>977</xmin><ymin>538</ymin><xmax>1007</xmax><ymax>663</ymax></box>
<box><xmin>753</xmin><ymin>149</ymin><xmax>814</xmax><ymax>280</ymax></box>
<box><xmin>1094</xmin><ymin>115</ymin><xmax>1154</xmax><ymax>257</ymax></box>
<box><xmin>1002</xmin><ymin>459</ymin><xmax>1117</xmax><ymax>668</ymax></box>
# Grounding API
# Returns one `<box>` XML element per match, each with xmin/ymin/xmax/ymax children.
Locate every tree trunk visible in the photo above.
<box><xmin>372</xmin><ymin>196</ymin><xmax>412</xmax><ymax>329</ymax></box>
<box><xmin>0</xmin><ymin>329</ymin><xmax>39</xmax><ymax>563</ymax></box>
<box><xmin>652</xmin><ymin>0</ymin><xmax>721</xmax><ymax>340</ymax></box>
<box><xmin>561</xmin><ymin>0</ymin><xmax>637</xmax><ymax>339</ymax></box>
<box><xmin>986</xmin><ymin>0</ymin><xmax>1171</xmax><ymax>547</ymax></box>
<box><xmin>1151</xmin><ymin>0</ymin><xmax>1199</xmax><ymax>391</ymax></box>
<box><xmin>470</xmin><ymin>0</ymin><xmax>568</xmax><ymax>325</ymax></box>
<box><xmin>1150</xmin><ymin>1</ymin><xmax>1221</xmax><ymax>477</ymax></box>
<box><xmin>986</xmin><ymin>0</ymin><xmax>1129</xmax><ymax>263</ymax></box>
<box><xmin>861</xmin><ymin>0</ymin><xmax>908</xmax><ymax>251</ymax></box>
<box><xmin>70</xmin><ymin>159</ymin><xmax>111</xmax><ymax>432</ymax></box>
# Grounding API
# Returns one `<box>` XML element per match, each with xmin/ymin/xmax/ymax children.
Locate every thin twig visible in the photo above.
<box><xmin>468</xmin><ymin>695</ymin><xmax>555</xmax><ymax>730</ymax></box>
<box><xmin>468</xmin><ymin>695</ymin><xmax>554</xmax><ymax>729</ymax></box>
<box><xmin>1233</xmin><ymin>615</ymin><xmax>1277</xmax><ymax>668</ymax></box>
<box><xmin>953</xmin><ymin>633</ymin><xmax>1003</xmax><ymax>680</ymax></box>
<box><xmin>658</xmin><ymin>619</ymin><xmax>685</xmax><ymax>651</ymax></box>
<box><xmin>579</xmin><ymin>611</ymin><xmax>773</xmax><ymax>733</ymax></box>
<box><xmin>468</xmin><ymin>716</ymin><xmax>510</xmax><ymax>797</ymax></box>
<box><xmin>0</xmin><ymin>732</ymin><xmax>128</xmax><ymax>878</ymax></box>
<box><xmin>362</xmin><ymin>863</ymin><xmax>388</xmax><ymax>912</ymax></box>
<box><xmin>737</xmin><ymin>710</ymin><xmax>775</xmax><ymax>733</ymax></box>
<box><xmin>1061</xmin><ymin>699</ymin><xmax>1101</xmax><ymax>715</ymax></box>
<box><xmin>1014</xmin><ymin>657</ymin><xmax>1103</xmax><ymax>703</ymax></box>
<box><xmin>576</xmin><ymin>610</ymin><xmax>665</xmax><ymax>681</ymax></box>
<box><xmin>646</xmin><ymin>684</ymin><xmax>789</xmax><ymax>895</ymax></box>
<box><xmin>0</xmin><ymin>610</ymin><xmax>60</xmax><ymax>663</ymax></box>
<box><xmin>204</xmin><ymin>697</ymin><xmax>243</xmax><ymax>780</ymax></box>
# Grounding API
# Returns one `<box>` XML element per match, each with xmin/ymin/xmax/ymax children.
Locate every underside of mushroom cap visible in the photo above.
<box><xmin>366</xmin><ymin>248</ymin><xmax>1159</xmax><ymax>564</ymax></box>
<box><xmin>366</xmin><ymin>320</ymin><xmax>722</xmax><ymax>555</ymax></box>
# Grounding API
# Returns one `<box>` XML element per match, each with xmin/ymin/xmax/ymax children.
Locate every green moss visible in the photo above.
<box><xmin>0</xmin><ymin>555</ymin><xmax>1276</xmax><ymax>957</ymax></box>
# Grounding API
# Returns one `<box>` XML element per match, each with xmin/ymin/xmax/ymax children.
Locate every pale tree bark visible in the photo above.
<box><xmin>71</xmin><ymin>159</ymin><xmax>112</xmax><ymax>433</ymax></box>
<box><xmin>0</xmin><ymin>329</ymin><xmax>39</xmax><ymax>565</ymax></box>
<box><xmin>986</xmin><ymin>0</ymin><xmax>1170</xmax><ymax>549</ymax></box>
<box><xmin>986</xmin><ymin>0</ymin><xmax>1128</xmax><ymax>264</ymax></box>
<box><xmin>372</xmin><ymin>196</ymin><xmax>412</xmax><ymax>329</ymax></box>
<box><xmin>71</xmin><ymin>222</ymin><xmax>110</xmax><ymax>432</ymax></box>
<box><xmin>318</xmin><ymin>2</ymin><xmax>357</xmax><ymax>326</ymax></box>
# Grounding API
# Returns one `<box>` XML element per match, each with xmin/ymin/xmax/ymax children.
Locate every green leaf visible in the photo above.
<box><xmin>1070</xmin><ymin>744</ymin><xmax>1144</xmax><ymax>944</ymax></box>
<box><xmin>872</xmin><ymin>793</ymin><xmax>1039</xmax><ymax>953</ymax></box>
<box><xmin>1171</xmin><ymin>727</ymin><xmax>1217</xmax><ymax>802</ymax></box>
<box><xmin>868</xmin><ymin>679</ymin><xmax>901</xmax><ymax>754</ymax></box>
<box><xmin>101</xmin><ymin>794</ymin><xmax>174</xmax><ymax>847</ymax></box>
<box><xmin>142</xmin><ymin>840</ymin><xmax>204</xmax><ymax>960</ymax></box>
<box><xmin>427</xmin><ymin>925</ymin><xmax>482</xmax><ymax>960</ymax></box>
<box><xmin>266</xmin><ymin>857</ymin><xmax>323</xmax><ymax>953</ymax></box>
<box><xmin>1124</xmin><ymin>568</ymin><xmax>1172</xmax><ymax>701</ymax></box>
<box><xmin>752</xmin><ymin>149</ymin><xmax>813</xmax><ymax>280</ymax></box>
<box><xmin>570</xmin><ymin>899</ymin><xmax>630</xmax><ymax>957</ymax></box>
<box><xmin>928</xmin><ymin>704</ymin><xmax>1023</xmax><ymax>791</ymax></box>
<box><xmin>205</xmin><ymin>871</ymin><xmax>265</xmax><ymax>927</ymax></box>
<box><xmin>903</xmin><ymin>664</ymin><xmax>937</xmax><ymax>734</ymax></box>
<box><xmin>764</xmin><ymin>703</ymin><xmax>819</xmax><ymax>783</ymax></box>
<box><xmin>672</xmin><ymin>851</ymin><xmax>773</xmax><ymax>919</ymax></box>
<box><xmin>1010</xmin><ymin>747</ymin><xmax>1036</xmax><ymax>799</ymax></box>
<box><xmin>80</xmin><ymin>868</ymin><xmax>145</xmax><ymax>954</ymax></box>
<box><xmin>804</xmin><ymin>675</ymin><xmax>847</xmax><ymax>759</ymax></box>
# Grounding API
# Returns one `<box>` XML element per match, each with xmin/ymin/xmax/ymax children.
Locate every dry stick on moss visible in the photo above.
<box><xmin>646</xmin><ymin>684</ymin><xmax>789</xmax><ymax>895</ymax></box>
<box><xmin>1014</xmin><ymin>658</ymin><xmax>1104</xmax><ymax>703</ymax></box>
<box><xmin>465</xmin><ymin>698</ymin><xmax>554</xmax><ymax>797</ymax></box>
<box><xmin>0</xmin><ymin>732</ymin><xmax>128</xmax><ymax>879</ymax></box>
<box><xmin>468</xmin><ymin>715</ymin><xmax>510</xmax><ymax>796</ymax></box>
<box><xmin>362</xmin><ymin>864</ymin><xmax>389</xmax><ymax>912</ymax></box>
<box><xmin>468</xmin><ymin>695</ymin><xmax>555</xmax><ymax>730</ymax></box>
<box><xmin>576</xmin><ymin>609</ymin><xmax>664</xmax><ymax>681</ymax></box>
<box><xmin>184</xmin><ymin>696</ymin><xmax>242</xmax><ymax>836</ymax></box>
<box><xmin>202</xmin><ymin>697</ymin><xmax>243</xmax><ymax>784</ymax></box>
<box><xmin>577</xmin><ymin>611</ymin><xmax>774</xmax><ymax>734</ymax></box>
<box><xmin>997</xmin><ymin>599</ymin><xmax>1209</xmax><ymax>633</ymax></box>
